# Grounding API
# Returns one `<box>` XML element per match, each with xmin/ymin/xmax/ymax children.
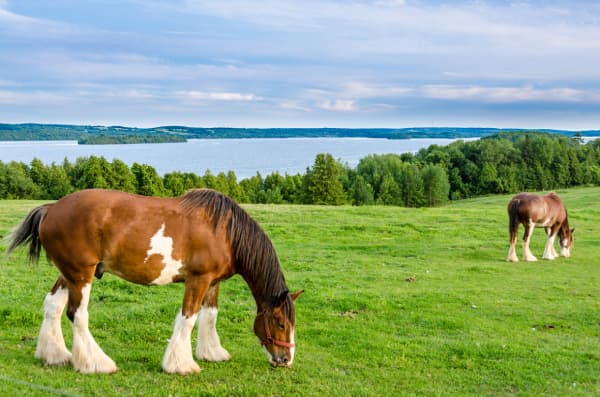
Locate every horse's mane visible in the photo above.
<box><xmin>180</xmin><ymin>189</ymin><xmax>292</xmax><ymax>319</ymax></box>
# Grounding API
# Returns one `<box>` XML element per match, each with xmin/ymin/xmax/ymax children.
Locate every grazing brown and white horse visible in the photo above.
<box><xmin>7</xmin><ymin>188</ymin><xmax>302</xmax><ymax>374</ymax></box>
<box><xmin>506</xmin><ymin>192</ymin><xmax>574</xmax><ymax>262</ymax></box>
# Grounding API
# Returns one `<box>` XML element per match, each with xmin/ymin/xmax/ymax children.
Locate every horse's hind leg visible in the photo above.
<box><xmin>35</xmin><ymin>276</ymin><xmax>71</xmax><ymax>365</ymax></box>
<box><xmin>67</xmin><ymin>276</ymin><xmax>117</xmax><ymax>374</ymax></box>
<box><xmin>196</xmin><ymin>283</ymin><xmax>231</xmax><ymax>362</ymax></box>
<box><xmin>507</xmin><ymin>223</ymin><xmax>519</xmax><ymax>262</ymax></box>
<box><xmin>522</xmin><ymin>221</ymin><xmax>538</xmax><ymax>261</ymax></box>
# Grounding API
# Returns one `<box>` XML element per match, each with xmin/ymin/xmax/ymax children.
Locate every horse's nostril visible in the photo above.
<box><xmin>276</xmin><ymin>356</ymin><xmax>289</xmax><ymax>365</ymax></box>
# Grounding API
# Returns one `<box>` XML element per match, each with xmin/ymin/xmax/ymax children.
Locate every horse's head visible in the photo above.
<box><xmin>559</xmin><ymin>227</ymin><xmax>575</xmax><ymax>257</ymax></box>
<box><xmin>254</xmin><ymin>289</ymin><xmax>303</xmax><ymax>367</ymax></box>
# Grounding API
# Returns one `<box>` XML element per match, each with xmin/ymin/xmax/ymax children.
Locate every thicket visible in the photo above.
<box><xmin>1</xmin><ymin>133</ymin><xmax>599</xmax><ymax>206</ymax></box>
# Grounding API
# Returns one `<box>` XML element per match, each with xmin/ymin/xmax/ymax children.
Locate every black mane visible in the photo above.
<box><xmin>181</xmin><ymin>189</ymin><xmax>292</xmax><ymax>320</ymax></box>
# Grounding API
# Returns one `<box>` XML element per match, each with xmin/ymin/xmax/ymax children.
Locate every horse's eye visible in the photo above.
<box><xmin>277</xmin><ymin>322</ymin><xmax>285</xmax><ymax>330</ymax></box>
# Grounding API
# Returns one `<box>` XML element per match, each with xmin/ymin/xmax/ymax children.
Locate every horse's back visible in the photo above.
<box><xmin>507</xmin><ymin>192</ymin><xmax>565</xmax><ymax>225</ymax></box>
<box><xmin>39</xmin><ymin>189</ymin><xmax>189</xmax><ymax>284</ymax></box>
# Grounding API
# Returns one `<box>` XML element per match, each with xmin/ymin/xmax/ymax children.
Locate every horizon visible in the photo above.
<box><xmin>2</xmin><ymin>122</ymin><xmax>599</xmax><ymax>133</ymax></box>
<box><xmin>2</xmin><ymin>1</ymin><xmax>600</xmax><ymax>130</ymax></box>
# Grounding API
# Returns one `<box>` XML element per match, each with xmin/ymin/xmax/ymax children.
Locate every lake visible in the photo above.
<box><xmin>0</xmin><ymin>137</ymin><xmax>474</xmax><ymax>179</ymax></box>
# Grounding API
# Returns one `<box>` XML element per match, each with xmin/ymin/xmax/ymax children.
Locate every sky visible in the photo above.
<box><xmin>1</xmin><ymin>0</ymin><xmax>600</xmax><ymax>129</ymax></box>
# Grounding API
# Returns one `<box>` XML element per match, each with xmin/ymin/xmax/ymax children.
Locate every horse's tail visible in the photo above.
<box><xmin>507</xmin><ymin>198</ymin><xmax>520</xmax><ymax>243</ymax></box>
<box><xmin>5</xmin><ymin>204</ymin><xmax>51</xmax><ymax>264</ymax></box>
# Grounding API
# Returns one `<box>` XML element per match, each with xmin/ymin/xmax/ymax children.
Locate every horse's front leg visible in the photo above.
<box><xmin>522</xmin><ymin>222</ymin><xmax>538</xmax><ymax>261</ymax></box>
<box><xmin>162</xmin><ymin>274</ymin><xmax>212</xmax><ymax>374</ymax></box>
<box><xmin>542</xmin><ymin>227</ymin><xmax>559</xmax><ymax>260</ymax></box>
<box><xmin>196</xmin><ymin>283</ymin><xmax>231</xmax><ymax>362</ymax></box>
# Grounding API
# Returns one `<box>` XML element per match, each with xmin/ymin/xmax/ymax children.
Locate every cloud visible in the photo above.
<box><xmin>341</xmin><ymin>82</ymin><xmax>413</xmax><ymax>99</ymax></box>
<box><xmin>279</xmin><ymin>100</ymin><xmax>311</xmax><ymax>112</ymax></box>
<box><xmin>319</xmin><ymin>99</ymin><xmax>356</xmax><ymax>112</ymax></box>
<box><xmin>421</xmin><ymin>85</ymin><xmax>600</xmax><ymax>103</ymax></box>
<box><xmin>0</xmin><ymin>90</ymin><xmax>71</xmax><ymax>105</ymax></box>
<box><xmin>177</xmin><ymin>90</ymin><xmax>263</xmax><ymax>101</ymax></box>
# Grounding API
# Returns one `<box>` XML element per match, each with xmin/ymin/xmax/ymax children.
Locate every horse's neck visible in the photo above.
<box><xmin>237</xmin><ymin>253</ymin><xmax>287</xmax><ymax>309</ymax></box>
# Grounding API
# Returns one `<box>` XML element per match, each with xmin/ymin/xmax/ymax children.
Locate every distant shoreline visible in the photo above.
<box><xmin>0</xmin><ymin>123</ymin><xmax>597</xmax><ymax>144</ymax></box>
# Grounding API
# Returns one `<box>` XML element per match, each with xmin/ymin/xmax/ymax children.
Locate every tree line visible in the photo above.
<box><xmin>1</xmin><ymin>132</ymin><xmax>599</xmax><ymax>206</ymax></box>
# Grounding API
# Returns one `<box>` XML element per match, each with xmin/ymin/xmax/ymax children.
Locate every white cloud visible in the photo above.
<box><xmin>421</xmin><ymin>85</ymin><xmax>600</xmax><ymax>103</ymax></box>
<box><xmin>342</xmin><ymin>82</ymin><xmax>413</xmax><ymax>99</ymax></box>
<box><xmin>279</xmin><ymin>100</ymin><xmax>311</xmax><ymax>112</ymax></box>
<box><xmin>0</xmin><ymin>90</ymin><xmax>71</xmax><ymax>105</ymax></box>
<box><xmin>319</xmin><ymin>99</ymin><xmax>356</xmax><ymax>112</ymax></box>
<box><xmin>177</xmin><ymin>90</ymin><xmax>263</xmax><ymax>101</ymax></box>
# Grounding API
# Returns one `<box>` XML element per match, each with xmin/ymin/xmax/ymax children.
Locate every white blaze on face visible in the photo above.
<box><xmin>146</xmin><ymin>223</ymin><xmax>184</xmax><ymax>285</ymax></box>
<box><xmin>561</xmin><ymin>241</ymin><xmax>571</xmax><ymax>257</ymax></box>
<box><xmin>288</xmin><ymin>327</ymin><xmax>296</xmax><ymax>366</ymax></box>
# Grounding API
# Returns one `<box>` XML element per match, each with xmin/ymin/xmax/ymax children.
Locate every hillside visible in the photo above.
<box><xmin>1</xmin><ymin>187</ymin><xmax>598</xmax><ymax>395</ymax></box>
<box><xmin>0</xmin><ymin>123</ymin><xmax>598</xmax><ymax>143</ymax></box>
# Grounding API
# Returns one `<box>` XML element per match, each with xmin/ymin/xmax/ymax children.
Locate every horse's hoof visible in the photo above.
<box><xmin>36</xmin><ymin>350</ymin><xmax>72</xmax><ymax>366</ymax></box>
<box><xmin>75</xmin><ymin>359</ymin><xmax>118</xmax><ymax>374</ymax></box>
<box><xmin>196</xmin><ymin>346</ymin><xmax>231</xmax><ymax>362</ymax></box>
<box><xmin>163</xmin><ymin>361</ymin><xmax>201</xmax><ymax>375</ymax></box>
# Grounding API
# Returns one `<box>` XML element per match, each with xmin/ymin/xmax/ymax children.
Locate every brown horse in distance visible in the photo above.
<box><xmin>7</xmin><ymin>188</ymin><xmax>302</xmax><ymax>374</ymax></box>
<box><xmin>507</xmin><ymin>192</ymin><xmax>574</xmax><ymax>262</ymax></box>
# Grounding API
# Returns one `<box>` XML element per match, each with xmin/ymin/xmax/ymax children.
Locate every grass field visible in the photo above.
<box><xmin>1</xmin><ymin>188</ymin><xmax>599</xmax><ymax>396</ymax></box>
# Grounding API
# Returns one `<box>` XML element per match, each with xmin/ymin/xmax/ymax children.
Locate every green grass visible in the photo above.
<box><xmin>1</xmin><ymin>188</ymin><xmax>599</xmax><ymax>396</ymax></box>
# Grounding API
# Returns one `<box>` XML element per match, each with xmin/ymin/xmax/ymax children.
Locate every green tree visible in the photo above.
<box><xmin>45</xmin><ymin>164</ymin><xmax>73</xmax><ymax>199</ymax></box>
<box><xmin>349</xmin><ymin>174</ymin><xmax>374</xmax><ymax>205</ymax></box>
<box><xmin>239</xmin><ymin>172</ymin><xmax>264</xmax><ymax>203</ymax></box>
<box><xmin>213</xmin><ymin>172</ymin><xmax>230</xmax><ymax>195</ymax></box>
<box><xmin>376</xmin><ymin>174</ymin><xmax>401</xmax><ymax>205</ymax></box>
<box><xmin>226</xmin><ymin>171</ymin><xmax>246</xmax><ymax>202</ymax></box>
<box><xmin>108</xmin><ymin>159</ymin><xmax>136</xmax><ymax>192</ymax></box>
<box><xmin>164</xmin><ymin>172</ymin><xmax>186</xmax><ymax>196</ymax></box>
<box><xmin>398</xmin><ymin>163</ymin><xmax>425</xmax><ymax>207</ymax></box>
<box><xmin>421</xmin><ymin>164</ymin><xmax>450</xmax><ymax>207</ymax></box>
<box><xmin>76</xmin><ymin>156</ymin><xmax>111</xmax><ymax>189</ymax></box>
<box><xmin>3</xmin><ymin>161</ymin><xmax>40</xmax><ymax>198</ymax></box>
<box><xmin>281</xmin><ymin>173</ymin><xmax>302</xmax><ymax>204</ymax></box>
<box><xmin>302</xmin><ymin>153</ymin><xmax>346</xmax><ymax>205</ymax></box>
<box><xmin>131</xmin><ymin>163</ymin><xmax>164</xmax><ymax>196</ymax></box>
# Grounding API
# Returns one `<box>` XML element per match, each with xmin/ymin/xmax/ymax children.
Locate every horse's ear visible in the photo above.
<box><xmin>290</xmin><ymin>289</ymin><xmax>304</xmax><ymax>302</ymax></box>
<box><xmin>571</xmin><ymin>227</ymin><xmax>575</xmax><ymax>234</ymax></box>
<box><xmin>272</xmin><ymin>290</ymin><xmax>289</xmax><ymax>308</ymax></box>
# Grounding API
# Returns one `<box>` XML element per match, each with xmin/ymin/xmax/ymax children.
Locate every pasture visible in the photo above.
<box><xmin>1</xmin><ymin>188</ymin><xmax>599</xmax><ymax>396</ymax></box>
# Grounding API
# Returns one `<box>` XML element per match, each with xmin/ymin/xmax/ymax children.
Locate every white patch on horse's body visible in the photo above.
<box><xmin>71</xmin><ymin>283</ymin><xmax>117</xmax><ymax>373</ymax></box>
<box><xmin>35</xmin><ymin>286</ymin><xmax>71</xmax><ymax>365</ymax></box>
<box><xmin>195</xmin><ymin>306</ymin><xmax>231</xmax><ymax>362</ymax></box>
<box><xmin>163</xmin><ymin>310</ymin><xmax>200</xmax><ymax>374</ymax></box>
<box><xmin>146</xmin><ymin>223</ymin><xmax>184</xmax><ymax>285</ymax></box>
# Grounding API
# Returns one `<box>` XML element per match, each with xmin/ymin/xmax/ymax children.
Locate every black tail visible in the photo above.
<box><xmin>6</xmin><ymin>204</ymin><xmax>51</xmax><ymax>264</ymax></box>
<box><xmin>508</xmin><ymin>199</ymin><xmax>520</xmax><ymax>243</ymax></box>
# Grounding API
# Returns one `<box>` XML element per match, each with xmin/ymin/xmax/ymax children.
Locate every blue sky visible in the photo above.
<box><xmin>1</xmin><ymin>0</ymin><xmax>600</xmax><ymax>129</ymax></box>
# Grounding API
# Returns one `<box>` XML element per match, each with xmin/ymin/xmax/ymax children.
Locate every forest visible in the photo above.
<box><xmin>2</xmin><ymin>123</ymin><xmax>599</xmax><ymax>142</ymax></box>
<box><xmin>1</xmin><ymin>132</ymin><xmax>599</xmax><ymax>207</ymax></box>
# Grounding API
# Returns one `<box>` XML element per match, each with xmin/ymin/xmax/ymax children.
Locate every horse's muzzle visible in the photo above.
<box><xmin>270</xmin><ymin>356</ymin><xmax>291</xmax><ymax>367</ymax></box>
